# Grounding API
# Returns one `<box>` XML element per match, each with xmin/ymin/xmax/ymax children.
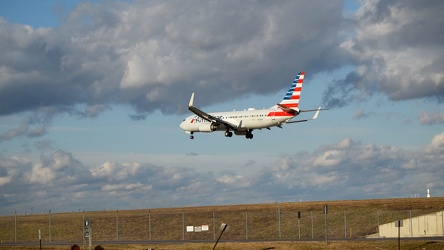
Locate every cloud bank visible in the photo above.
<box><xmin>0</xmin><ymin>1</ymin><xmax>344</xmax><ymax>116</ymax></box>
<box><xmin>1</xmin><ymin>132</ymin><xmax>442</xmax><ymax>215</ymax></box>
<box><xmin>1</xmin><ymin>0</ymin><xmax>443</xmax><ymax>141</ymax></box>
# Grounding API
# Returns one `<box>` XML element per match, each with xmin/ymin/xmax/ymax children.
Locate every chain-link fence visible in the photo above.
<box><xmin>1</xmin><ymin>206</ymin><xmax>443</xmax><ymax>243</ymax></box>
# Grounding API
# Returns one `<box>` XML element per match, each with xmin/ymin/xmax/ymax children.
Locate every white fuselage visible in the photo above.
<box><xmin>179</xmin><ymin>108</ymin><xmax>295</xmax><ymax>134</ymax></box>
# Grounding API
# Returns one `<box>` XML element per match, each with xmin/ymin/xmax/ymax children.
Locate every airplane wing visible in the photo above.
<box><xmin>187</xmin><ymin>93</ymin><xmax>240</xmax><ymax>130</ymax></box>
<box><xmin>285</xmin><ymin>107</ymin><xmax>321</xmax><ymax>124</ymax></box>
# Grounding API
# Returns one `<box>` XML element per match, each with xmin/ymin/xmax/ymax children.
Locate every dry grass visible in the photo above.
<box><xmin>2</xmin><ymin>240</ymin><xmax>444</xmax><ymax>250</ymax></box>
<box><xmin>1</xmin><ymin>197</ymin><xmax>444</xmax><ymax>249</ymax></box>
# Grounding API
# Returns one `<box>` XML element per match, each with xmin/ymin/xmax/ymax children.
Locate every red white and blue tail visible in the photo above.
<box><xmin>279</xmin><ymin>71</ymin><xmax>304</xmax><ymax>109</ymax></box>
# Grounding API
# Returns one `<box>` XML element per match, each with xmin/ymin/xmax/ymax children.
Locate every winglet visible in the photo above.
<box><xmin>285</xmin><ymin>107</ymin><xmax>322</xmax><ymax>124</ymax></box>
<box><xmin>312</xmin><ymin>107</ymin><xmax>321</xmax><ymax>120</ymax></box>
<box><xmin>188</xmin><ymin>93</ymin><xmax>195</xmax><ymax>108</ymax></box>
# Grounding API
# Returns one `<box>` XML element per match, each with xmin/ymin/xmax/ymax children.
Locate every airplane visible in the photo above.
<box><xmin>179</xmin><ymin>71</ymin><xmax>323</xmax><ymax>139</ymax></box>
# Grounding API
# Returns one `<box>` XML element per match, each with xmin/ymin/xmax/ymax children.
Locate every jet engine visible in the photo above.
<box><xmin>198</xmin><ymin>123</ymin><xmax>218</xmax><ymax>132</ymax></box>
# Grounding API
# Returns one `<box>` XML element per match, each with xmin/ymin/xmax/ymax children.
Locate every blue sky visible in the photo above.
<box><xmin>0</xmin><ymin>0</ymin><xmax>443</xmax><ymax>215</ymax></box>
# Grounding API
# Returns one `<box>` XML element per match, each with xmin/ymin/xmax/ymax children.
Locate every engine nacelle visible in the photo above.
<box><xmin>198</xmin><ymin>123</ymin><xmax>218</xmax><ymax>132</ymax></box>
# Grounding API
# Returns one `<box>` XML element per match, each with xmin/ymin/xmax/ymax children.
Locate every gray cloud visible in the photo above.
<box><xmin>1</xmin><ymin>132</ymin><xmax>443</xmax><ymax>215</ymax></box>
<box><xmin>0</xmin><ymin>0</ymin><xmax>346</xmax><ymax>140</ymax></box>
<box><xmin>0</xmin><ymin>107</ymin><xmax>59</xmax><ymax>142</ymax></box>
<box><xmin>323</xmin><ymin>0</ymin><xmax>444</xmax><ymax>108</ymax></box>
<box><xmin>1</xmin><ymin>0</ymin><xmax>443</xmax><ymax>141</ymax></box>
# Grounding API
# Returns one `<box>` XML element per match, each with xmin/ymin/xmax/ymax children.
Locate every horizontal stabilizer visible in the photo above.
<box><xmin>277</xmin><ymin>103</ymin><xmax>298</xmax><ymax>114</ymax></box>
<box><xmin>299</xmin><ymin>108</ymin><xmax>329</xmax><ymax>113</ymax></box>
<box><xmin>286</xmin><ymin>107</ymin><xmax>321</xmax><ymax>124</ymax></box>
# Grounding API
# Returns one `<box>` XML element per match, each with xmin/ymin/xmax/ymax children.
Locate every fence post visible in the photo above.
<box><xmin>116</xmin><ymin>210</ymin><xmax>119</xmax><ymax>241</ymax></box>
<box><xmin>298</xmin><ymin>211</ymin><xmax>301</xmax><ymax>240</ymax></box>
<box><xmin>83</xmin><ymin>211</ymin><xmax>85</xmax><ymax>250</ymax></box>
<box><xmin>311</xmin><ymin>210</ymin><xmax>314</xmax><ymax>240</ymax></box>
<box><xmin>182</xmin><ymin>211</ymin><xmax>185</xmax><ymax>240</ymax></box>
<box><xmin>48</xmin><ymin>210</ymin><xmax>51</xmax><ymax>242</ymax></box>
<box><xmin>148</xmin><ymin>211</ymin><xmax>151</xmax><ymax>241</ymax></box>
<box><xmin>377</xmin><ymin>210</ymin><xmax>380</xmax><ymax>238</ymax></box>
<box><xmin>324</xmin><ymin>205</ymin><xmax>328</xmax><ymax>244</ymax></box>
<box><xmin>213</xmin><ymin>211</ymin><xmax>216</xmax><ymax>241</ymax></box>
<box><xmin>344</xmin><ymin>209</ymin><xmax>347</xmax><ymax>239</ymax></box>
<box><xmin>245</xmin><ymin>210</ymin><xmax>248</xmax><ymax>240</ymax></box>
<box><xmin>14</xmin><ymin>210</ymin><xmax>17</xmax><ymax>243</ymax></box>
<box><xmin>278</xmin><ymin>205</ymin><xmax>281</xmax><ymax>239</ymax></box>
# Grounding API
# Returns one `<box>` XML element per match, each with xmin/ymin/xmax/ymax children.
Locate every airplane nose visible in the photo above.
<box><xmin>180</xmin><ymin>120</ymin><xmax>186</xmax><ymax>130</ymax></box>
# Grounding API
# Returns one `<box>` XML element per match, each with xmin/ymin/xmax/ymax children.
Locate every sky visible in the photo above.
<box><xmin>0</xmin><ymin>0</ymin><xmax>443</xmax><ymax>215</ymax></box>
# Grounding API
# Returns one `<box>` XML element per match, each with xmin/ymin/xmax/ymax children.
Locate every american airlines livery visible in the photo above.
<box><xmin>180</xmin><ymin>71</ymin><xmax>323</xmax><ymax>139</ymax></box>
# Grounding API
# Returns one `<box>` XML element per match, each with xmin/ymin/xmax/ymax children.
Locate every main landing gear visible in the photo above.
<box><xmin>226</xmin><ymin>130</ymin><xmax>253</xmax><ymax>139</ymax></box>
<box><xmin>245</xmin><ymin>130</ymin><xmax>253</xmax><ymax>139</ymax></box>
<box><xmin>225</xmin><ymin>130</ymin><xmax>233</xmax><ymax>138</ymax></box>
<box><xmin>188</xmin><ymin>130</ymin><xmax>254</xmax><ymax>139</ymax></box>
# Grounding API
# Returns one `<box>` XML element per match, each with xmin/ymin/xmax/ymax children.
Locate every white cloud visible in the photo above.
<box><xmin>419</xmin><ymin>112</ymin><xmax>444</xmax><ymax>125</ymax></box>
<box><xmin>102</xmin><ymin>182</ymin><xmax>148</xmax><ymax>192</ymax></box>
<box><xmin>217</xmin><ymin>174</ymin><xmax>250</xmax><ymax>188</ymax></box>
<box><xmin>313</xmin><ymin>174</ymin><xmax>340</xmax><ymax>186</ymax></box>
<box><xmin>424</xmin><ymin>132</ymin><xmax>444</xmax><ymax>155</ymax></box>
<box><xmin>91</xmin><ymin>161</ymin><xmax>116</xmax><ymax>177</ymax></box>
<box><xmin>0</xmin><ymin>176</ymin><xmax>11</xmax><ymax>186</ymax></box>
<box><xmin>1</xmin><ymin>131</ymin><xmax>444</xmax><ymax>214</ymax></box>
<box><xmin>313</xmin><ymin>150</ymin><xmax>342</xmax><ymax>167</ymax></box>
<box><xmin>27</xmin><ymin>163</ymin><xmax>55</xmax><ymax>184</ymax></box>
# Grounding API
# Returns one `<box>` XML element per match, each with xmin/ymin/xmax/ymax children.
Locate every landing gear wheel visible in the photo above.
<box><xmin>246</xmin><ymin>132</ymin><xmax>253</xmax><ymax>139</ymax></box>
<box><xmin>225</xmin><ymin>131</ymin><xmax>233</xmax><ymax>137</ymax></box>
<box><xmin>190</xmin><ymin>132</ymin><xmax>194</xmax><ymax>139</ymax></box>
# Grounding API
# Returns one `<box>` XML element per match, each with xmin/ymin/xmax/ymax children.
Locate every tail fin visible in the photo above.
<box><xmin>279</xmin><ymin>71</ymin><xmax>304</xmax><ymax>109</ymax></box>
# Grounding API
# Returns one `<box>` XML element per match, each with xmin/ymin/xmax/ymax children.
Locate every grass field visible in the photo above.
<box><xmin>1</xmin><ymin>197</ymin><xmax>444</xmax><ymax>249</ymax></box>
<box><xmin>2</xmin><ymin>240</ymin><xmax>444</xmax><ymax>250</ymax></box>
